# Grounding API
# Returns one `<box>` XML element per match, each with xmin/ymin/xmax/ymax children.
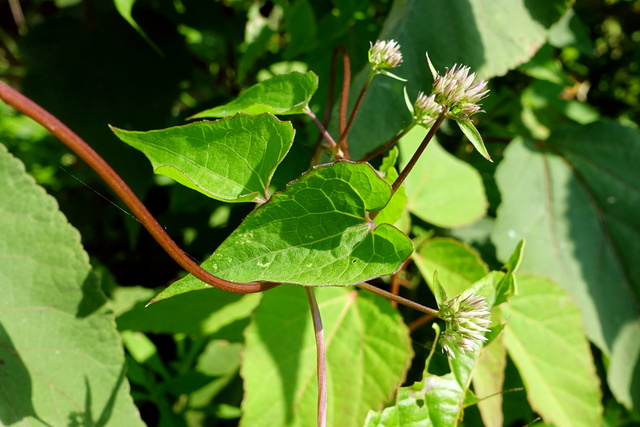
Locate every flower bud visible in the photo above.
<box><xmin>412</xmin><ymin>92</ymin><xmax>443</xmax><ymax>126</ymax></box>
<box><xmin>438</xmin><ymin>293</ymin><xmax>491</xmax><ymax>358</ymax></box>
<box><xmin>369</xmin><ymin>40</ymin><xmax>403</xmax><ymax>71</ymax></box>
<box><xmin>426</xmin><ymin>53</ymin><xmax>489</xmax><ymax>120</ymax></box>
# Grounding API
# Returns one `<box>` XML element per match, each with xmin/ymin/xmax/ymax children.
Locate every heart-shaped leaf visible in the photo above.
<box><xmin>112</xmin><ymin>113</ymin><xmax>294</xmax><ymax>203</ymax></box>
<box><xmin>190</xmin><ymin>71</ymin><xmax>318</xmax><ymax>119</ymax></box>
<box><xmin>241</xmin><ymin>286</ymin><xmax>412</xmax><ymax>427</ymax></box>
<box><xmin>153</xmin><ymin>161</ymin><xmax>413</xmax><ymax>302</ymax></box>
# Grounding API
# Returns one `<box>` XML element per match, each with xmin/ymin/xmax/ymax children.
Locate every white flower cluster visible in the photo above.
<box><xmin>438</xmin><ymin>293</ymin><xmax>491</xmax><ymax>358</ymax></box>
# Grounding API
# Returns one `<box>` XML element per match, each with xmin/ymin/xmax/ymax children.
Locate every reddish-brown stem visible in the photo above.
<box><xmin>305</xmin><ymin>287</ymin><xmax>327</xmax><ymax>427</ymax></box>
<box><xmin>336</xmin><ymin>72</ymin><xmax>374</xmax><ymax>157</ymax></box>
<box><xmin>337</xmin><ymin>46</ymin><xmax>351</xmax><ymax>159</ymax></box>
<box><xmin>0</xmin><ymin>81</ymin><xmax>277</xmax><ymax>294</ymax></box>
<box><xmin>360</xmin><ymin>124</ymin><xmax>414</xmax><ymax>163</ymax></box>
<box><xmin>391</xmin><ymin>111</ymin><xmax>447</xmax><ymax>195</ymax></box>
<box><xmin>389</xmin><ymin>258</ymin><xmax>412</xmax><ymax>308</ymax></box>
<box><xmin>356</xmin><ymin>282</ymin><xmax>440</xmax><ymax>317</ymax></box>
<box><xmin>408</xmin><ymin>314</ymin><xmax>437</xmax><ymax>332</ymax></box>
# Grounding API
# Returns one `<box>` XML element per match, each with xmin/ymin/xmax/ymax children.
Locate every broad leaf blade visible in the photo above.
<box><xmin>501</xmin><ymin>274</ymin><xmax>603</xmax><ymax>426</ymax></box>
<box><xmin>412</xmin><ymin>237</ymin><xmax>489</xmax><ymax>298</ymax></box>
<box><xmin>241</xmin><ymin>286</ymin><xmax>413</xmax><ymax>427</ymax></box>
<box><xmin>111</xmin><ymin>114</ymin><xmax>294</xmax><ymax>203</ymax></box>
<box><xmin>190</xmin><ymin>72</ymin><xmax>318</xmax><ymax>118</ymax></box>
<box><xmin>0</xmin><ymin>144</ymin><xmax>143</xmax><ymax>426</ymax></box>
<box><xmin>491</xmin><ymin>122</ymin><xmax>640</xmax><ymax>409</ymax></box>
<box><xmin>400</xmin><ymin>127</ymin><xmax>487</xmax><ymax>228</ymax></box>
<box><xmin>154</xmin><ymin>161</ymin><xmax>413</xmax><ymax>301</ymax></box>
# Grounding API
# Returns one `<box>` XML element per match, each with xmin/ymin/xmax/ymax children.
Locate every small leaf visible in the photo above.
<box><xmin>374</xmin><ymin>146</ymin><xmax>408</xmax><ymax>226</ymax></box>
<box><xmin>501</xmin><ymin>274</ymin><xmax>603</xmax><ymax>426</ymax></box>
<box><xmin>111</xmin><ymin>114</ymin><xmax>294</xmax><ymax>203</ymax></box>
<box><xmin>113</xmin><ymin>0</ymin><xmax>161</xmax><ymax>54</ymax></box>
<box><xmin>154</xmin><ymin>161</ymin><xmax>413</xmax><ymax>301</ymax></box>
<box><xmin>241</xmin><ymin>286</ymin><xmax>413</xmax><ymax>427</ymax></box>
<box><xmin>190</xmin><ymin>72</ymin><xmax>318</xmax><ymax>118</ymax></box>
<box><xmin>456</xmin><ymin>119</ymin><xmax>492</xmax><ymax>162</ymax></box>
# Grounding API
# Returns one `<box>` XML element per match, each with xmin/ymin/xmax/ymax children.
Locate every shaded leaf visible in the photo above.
<box><xmin>241</xmin><ymin>286</ymin><xmax>412</xmax><ymax>427</ymax></box>
<box><xmin>111</xmin><ymin>114</ymin><xmax>294</xmax><ymax>203</ymax></box>
<box><xmin>116</xmin><ymin>287</ymin><xmax>261</xmax><ymax>336</ymax></box>
<box><xmin>501</xmin><ymin>274</ymin><xmax>603</xmax><ymax>426</ymax></box>
<box><xmin>0</xmin><ymin>144</ymin><xmax>143</xmax><ymax>426</ymax></box>
<box><xmin>154</xmin><ymin>161</ymin><xmax>413</xmax><ymax>301</ymax></box>
<box><xmin>491</xmin><ymin>122</ymin><xmax>640</xmax><ymax>409</ymax></box>
<box><xmin>190</xmin><ymin>72</ymin><xmax>318</xmax><ymax>118</ymax></box>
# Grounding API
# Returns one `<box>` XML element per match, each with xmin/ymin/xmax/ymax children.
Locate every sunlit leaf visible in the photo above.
<box><xmin>111</xmin><ymin>114</ymin><xmax>294</xmax><ymax>203</ymax></box>
<box><xmin>241</xmin><ymin>286</ymin><xmax>412</xmax><ymax>427</ymax></box>
<box><xmin>190</xmin><ymin>72</ymin><xmax>318</xmax><ymax>119</ymax></box>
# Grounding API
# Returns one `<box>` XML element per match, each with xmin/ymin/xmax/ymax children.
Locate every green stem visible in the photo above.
<box><xmin>0</xmin><ymin>81</ymin><xmax>277</xmax><ymax>295</ymax></box>
<box><xmin>356</xmin><ymin>282</ymin><xmax>440</xmax><ymax>318</ymax></box>
<box><xmin>305</xmin><ymin>287</ymin><xmax>327</xmax><ymax>427</ymax></box>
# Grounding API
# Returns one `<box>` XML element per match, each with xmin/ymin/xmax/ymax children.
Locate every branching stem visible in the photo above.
<box><xmin>0</xmin><ymin>81</ymin><xmax>276</xmax><ymax>295</ymax></box>
<box><xmin>357</xmin><ymin>282</ymin><xmax>440</xmax><ymax>318</ymax></box>
<box><xmin>360</xmin><ymin>123</ymin><xmax>415</xmax><ymax>163</ymax></box>
<box><xmin>305</xmin><ymin>287</ymin><xmax>327</xmax><ymax>427</ymax></box>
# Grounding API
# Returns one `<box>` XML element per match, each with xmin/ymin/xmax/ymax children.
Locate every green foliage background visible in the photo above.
<box><xmin>1</xmin><ymin>0</ymin><xmax>640</xmax><ymax>426</ymax></box>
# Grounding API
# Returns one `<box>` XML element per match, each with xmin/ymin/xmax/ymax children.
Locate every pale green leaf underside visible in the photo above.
<box><xmin>412</xmin><ymin>237</ymin><xmax>489</xmax><ymax>299</ymax></box>
<box><xmin>241</xmin><ymin>286</ymin><xmax>412</xmax><ymax>427</ymax></box>
<box><xmin>491</xmin><ymin>122</ymin><xmax>640</xmax><ymax>409</ymax></box>
<box><xmin>501</xmin><ymin>274</ymin><xmax>603</xmax><ymax>426</ymax></box>
<box><xmin>0</xmin><ymin>144</ymin><xmax>143</xmax><ymax>426</ymax></box>
<box><xmin>154</xmin><ymin>161</ymin><xmax>413</xmax><ymax>301</ymax></box>
<box><xmin>190</xmin><ymin>71</ymin><xmax>318</xmax><ymax>118</ymax></box>
<box><xmin>457</xmin><ymin>119</ymin><xmax>492</xmax><ymax>161</ymax></box>
<box><xmin>111</xmin><ymin>114</ymin><xmax>294</xmax><ymax>203</ymax></box>
<box><xmin>400</xmin><ymin>127</ymin><xmax>487</xmax><ymax>228</ymax></box>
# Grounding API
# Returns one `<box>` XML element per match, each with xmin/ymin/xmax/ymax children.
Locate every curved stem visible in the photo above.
<box><xmin>0</xmin><ymin>81</ymin><xmax>277</xmax><ymax>294</ymax></box>
<box><xmin>305</xmin><ymin>287</ymin><xmax>327</xmax><ymax>427</ymax></box>
<box><xmin>356</xmin><ymin>282</ymin><xmax>440</xmax><ymax>318</ymax></box>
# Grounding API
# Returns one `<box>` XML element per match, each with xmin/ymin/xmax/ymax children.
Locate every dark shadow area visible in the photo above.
<box><xmin>250</xmin><ymin>286</ymin><xmax>309</xmax><ymax>425</ymax></box>
<box><xmin>0</xmin><ymin>322</ymin><xmax>50</xmax><ymax>426</ymax></box>
<box><xmin>524</xmin><ymin>0</ymin><xmax>566</xmax><ymax>28</ymax></box>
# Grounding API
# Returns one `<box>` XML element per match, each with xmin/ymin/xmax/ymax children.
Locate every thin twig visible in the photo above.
<box><xmin>408</xmin><ymin>314</ymin><xmax>437</xmax><ymax>332</ymax></box>
<box><xmin>337</xmin><ymin>47</ymin><xmax>351</xmax><ymax>158</ymax></box>
<box><xmin>391</xmin><ymin>111</ymin><xmax>447</xmax><ymax>196</ymax></box>
<box><xmin>357</xmin><ymin>282</ymin><xmax>440</xmax><ymax>317</ymax></box>
<box><xmin>0</xmin><ymin>81</ymin><xmax>277</xmax><ymax>295</ymax></box>
<box><xmin>389</xmin><ymin>258</ymin><xmax>412</xmax><ymax>308</ymax></box>
<box><xmin>305</xmin><ymin>287</ymin><xmax>327</xmax><ymax>427</ymax></box>
<box><xmin>336</xmin><ymin>72</ymin><xmax>374</xmax><ymax>156</ymax></box>
<box><xmin>360</xmin><ymin>124</ymin><xmax>415</xmax><ymax>163</ymax></box>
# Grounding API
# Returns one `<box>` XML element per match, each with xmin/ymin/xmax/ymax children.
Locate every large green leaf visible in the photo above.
<box><xmin>190</xmin><ymin>72</ymin><xmax>318</xmax><ymax>119</ymax></box>
<box><xmin>400</xmin><ymin>128</ymin><xmax>487</xmax><ymax>228</ymax></box>
<box><xmin>241</xmin><ymin>286</ymin><xmax>412</xmax><ymax>427</ymax></box>
<box><xmin>348</xmin><ymin>0</ymin><xmax>570</xmax><ymax>159</ymax></box>
<box><xmin>116</xmin><ymin>287</ymin><xmax>261</xmax><ymax>336</ymax></box>
<box><xmin>501</xmin><ymin>274</ymin><xmax>602</xmax><ymax>426</ymax></box>
<box><xmin>491</xmin><ymin>122</ymin><xmax>640</xmax><ymax>409</ymax></box>
<box><xmin>0</xmin><ymin>144</ymin><xmax>143</xmax><ymax>426</ymax></box>
<box><xmin>111</xmin><ymin>114</ymin><xmax>294</xmax><ymax>203</ymax></box>
<box><xmin>154</xmin><ymin>161</ymin><xmax>413</xmax><ymax>301</ymax></box>
<box><xmin>412</xmin><ymin>237</ymin><xmax>489</xmax><ymax>298</ymax></box>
